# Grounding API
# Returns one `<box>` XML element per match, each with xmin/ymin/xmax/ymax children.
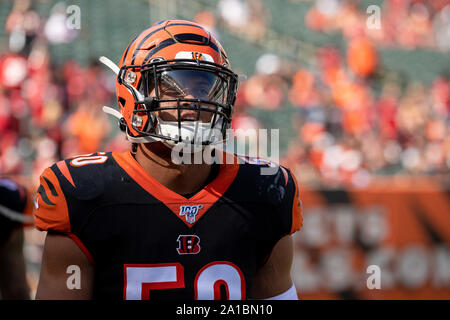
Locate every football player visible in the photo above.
<box><xmin>0</xmin><ymin>178</ymin><xmax>32</xmax><ymax>299</ymax></box>
<box><xmin>34</xmin><ymin>20</ymin><xmax>303</xmax><ymax>300</ymax></box>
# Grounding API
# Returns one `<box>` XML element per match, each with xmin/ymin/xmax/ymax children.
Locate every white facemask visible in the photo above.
<box><xmin>100</xmin><ymin>55</ymin><xmax>229</xmax><ymax>150</ymax></box>
<box><xmin>155</xmin><ymin>116</ymin><xmax>224</xmax><ymax>147</ymax></box>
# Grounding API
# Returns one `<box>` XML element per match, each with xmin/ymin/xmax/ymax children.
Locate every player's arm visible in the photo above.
<box><xmin>248</xmin><ymin>166</ymin><xmax>302</xmax><ymax>300</ymax></box>
<box><xmin>247</xmin><ymin>235</ymin><xmax>298</xmax><ymax>300</ymax></box>
<box><xmin>33</xmin><ymin>166</ymin><xmax>94</xmax><ymax>299</ymax></box>
<box><xmin>35</xmin><ymin>232</ymin><xmax>94</xmax><ymax>300</ymax></box>
<box><xmin>0</xmin><ymin>228</ymin><xmax>30</xmax><ymax>299</ymax></box>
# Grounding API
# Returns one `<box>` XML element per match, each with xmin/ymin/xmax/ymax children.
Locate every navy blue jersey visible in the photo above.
<box><xmin>0</xmin><ymin>178</ymin><xmax>28</xmax><ymax>246</ymax></box>
<box><xmin>34</xmin><ymin>151</ymin><xmax>302</xmax><ymax>300</ymax></box>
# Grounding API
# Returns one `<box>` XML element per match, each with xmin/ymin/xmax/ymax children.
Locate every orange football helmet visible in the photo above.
<box><xmin>103</xmin><ymin>19</ymin><xmax>239</xmax><ymax>147</ymax></box>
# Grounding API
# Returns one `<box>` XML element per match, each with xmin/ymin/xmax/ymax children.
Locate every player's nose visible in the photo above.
<box><xmin>179</xmin><ymin>94</ymin><xmax>212</xmax><ymax>122</ymax></box>
<box><xmin>179</xmin><ymin>96</ymin><xmax>198</xmax><ymax>120</ymax></box>
<box><xmin>181</xmin><ymin>94</ymin><xmax>196</xmax><ymax>103</ymax></box>
<box><xmin>180</xmin><ymin>94</ymin><xmax>198</xmax><ymax>109</ymax></box>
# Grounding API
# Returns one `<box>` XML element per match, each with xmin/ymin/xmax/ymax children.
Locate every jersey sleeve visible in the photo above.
<box><xmin>279</xmin><ymin>166</ymin><xmax>303</xmax><ymax>236</ymax></box>
<box><xmin>0</xmin><ymin>178</ymin><xmax>29</xmax><ymax>244</ymax></box>
<box><xmin>0</xmin><ymin>178</ymin><xmax>28</xmax><ymax>216</ymax></box>
<box><xmin>33</xmin><ymin>166</ymin><xmax>71</xmax><ymax>233</ymax></box>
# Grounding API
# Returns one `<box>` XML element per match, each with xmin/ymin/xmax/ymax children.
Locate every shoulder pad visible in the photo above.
<box><xmin>248</xmin><ymin>163</ymin><xmax>302</xmax><ymax>235</ymax></box>
<box><xmin>56</xmin><ymin>152</ymin><xmax>110</xmax><ymax>200</ymax></box>
<box><xmin>235</xmin><ymin>155</ymin><xmax>288</xmax><ymax>201</ymax></box>
<box><xmin>33</xmin><ymin>152</ymin><xmax>112</xmax><ymax>232</ymax></box>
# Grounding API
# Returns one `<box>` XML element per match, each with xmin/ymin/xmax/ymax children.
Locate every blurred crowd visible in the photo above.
<box><xmin>0</xmin><ymin>0</ymin><xmax>449</xmax><ymax>193</ymax></box>
<box><xmin>0</xmin><ymin>0</ymin><xmax>128</xmax><ymax>191</ymax></box>
<box><xmin>304</xmin><ymin>0</ymin><xmax>450</xmax><ymax>51</ymax></box>
<box><xmin>0</xmin><ymin>0</ymin><xmax>447</xmax><ymax>299</ymax></box>
<box><xmin>215</xmin><ymin>0</ymin><xmax>450</xmax><ymax>51</ymax></box>
<box><xmin>211</xmin><ymin>0</ymin><xmax>450</xmax><ymax>187</ymax></box>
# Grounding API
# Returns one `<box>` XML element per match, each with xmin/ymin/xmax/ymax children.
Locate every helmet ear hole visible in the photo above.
<box><xmin>131</xmin><ymin>143</ymin><xmax>138</xmax><ymax>154</ymax></box>
<box><xmin>118</xmin><ymin>97</ymin><xmax>126</xmax><ymax>108</ymax></box>
<box><xmin>119</xmin><ymin>118</ymin><xmax>127</xmax><ymax>132</ymax></box>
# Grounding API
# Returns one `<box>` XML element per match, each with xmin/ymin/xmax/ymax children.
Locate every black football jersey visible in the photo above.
<box><xmin>0</xmin><ymin>178</ymin><xmax>28</xmax><ymax>246</ymax></box>
<box><xmin>34</xmin><ymin>151</ymin><xmax>302</xmax><ymax>300</ymax></box>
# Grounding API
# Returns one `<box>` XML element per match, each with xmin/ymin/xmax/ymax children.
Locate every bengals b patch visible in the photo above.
<box><xmin>177</xmin><ymin>235</ymin><xmax>201</xmax><ymax>255</ymax></box>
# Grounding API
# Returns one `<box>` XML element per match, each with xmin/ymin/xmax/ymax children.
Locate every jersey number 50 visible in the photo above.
<box><xmin>124</xmin><ymin>261</ymin><xmax>245</xmax><ymax>300</ymax></box>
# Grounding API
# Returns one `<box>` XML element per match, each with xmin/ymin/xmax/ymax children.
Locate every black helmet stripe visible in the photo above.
<box><xmin>142</xmin><ymin>38</ymin><xmax>176</xmax><ymax>64</ymax></box>
<box><xmin>131</xmin><ymin>28</ymin><xmax>165</xmax><ymax>65</ymax></box>
<box><xmin>131</xmin><ymin>23</ymin><xmax>208</xmax><ymax>65</ymax></box>
<box><xmin>121</xmin><ymin>35</ymin><xmax>139</xmax><ymax>66</ymax></box>
<box><xmin>173</xmin><ymin>33</ymin><xmax>215</xmax><ymax>48</ymax></box>
<box><xmin>142</xmin><ymin>33</ymin><xmax>220</xmax><ymax>65</ymax></box>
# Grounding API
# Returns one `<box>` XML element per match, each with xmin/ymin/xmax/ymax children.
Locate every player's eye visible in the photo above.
<box><xmin>197</xmin><ymin>87</ymin><xmax>210</xmax><ymax>97</ymax></box>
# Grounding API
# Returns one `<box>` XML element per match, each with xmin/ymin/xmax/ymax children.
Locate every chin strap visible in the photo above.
<box><xmin>102</xmin><ymin>103</ymin><xmax>228</xmax><ymax>147</ymax></box>
<box><xmin>102</xmin><ymin>105</ymin><xmax>161</xmax><ymax>144</ymax></box>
